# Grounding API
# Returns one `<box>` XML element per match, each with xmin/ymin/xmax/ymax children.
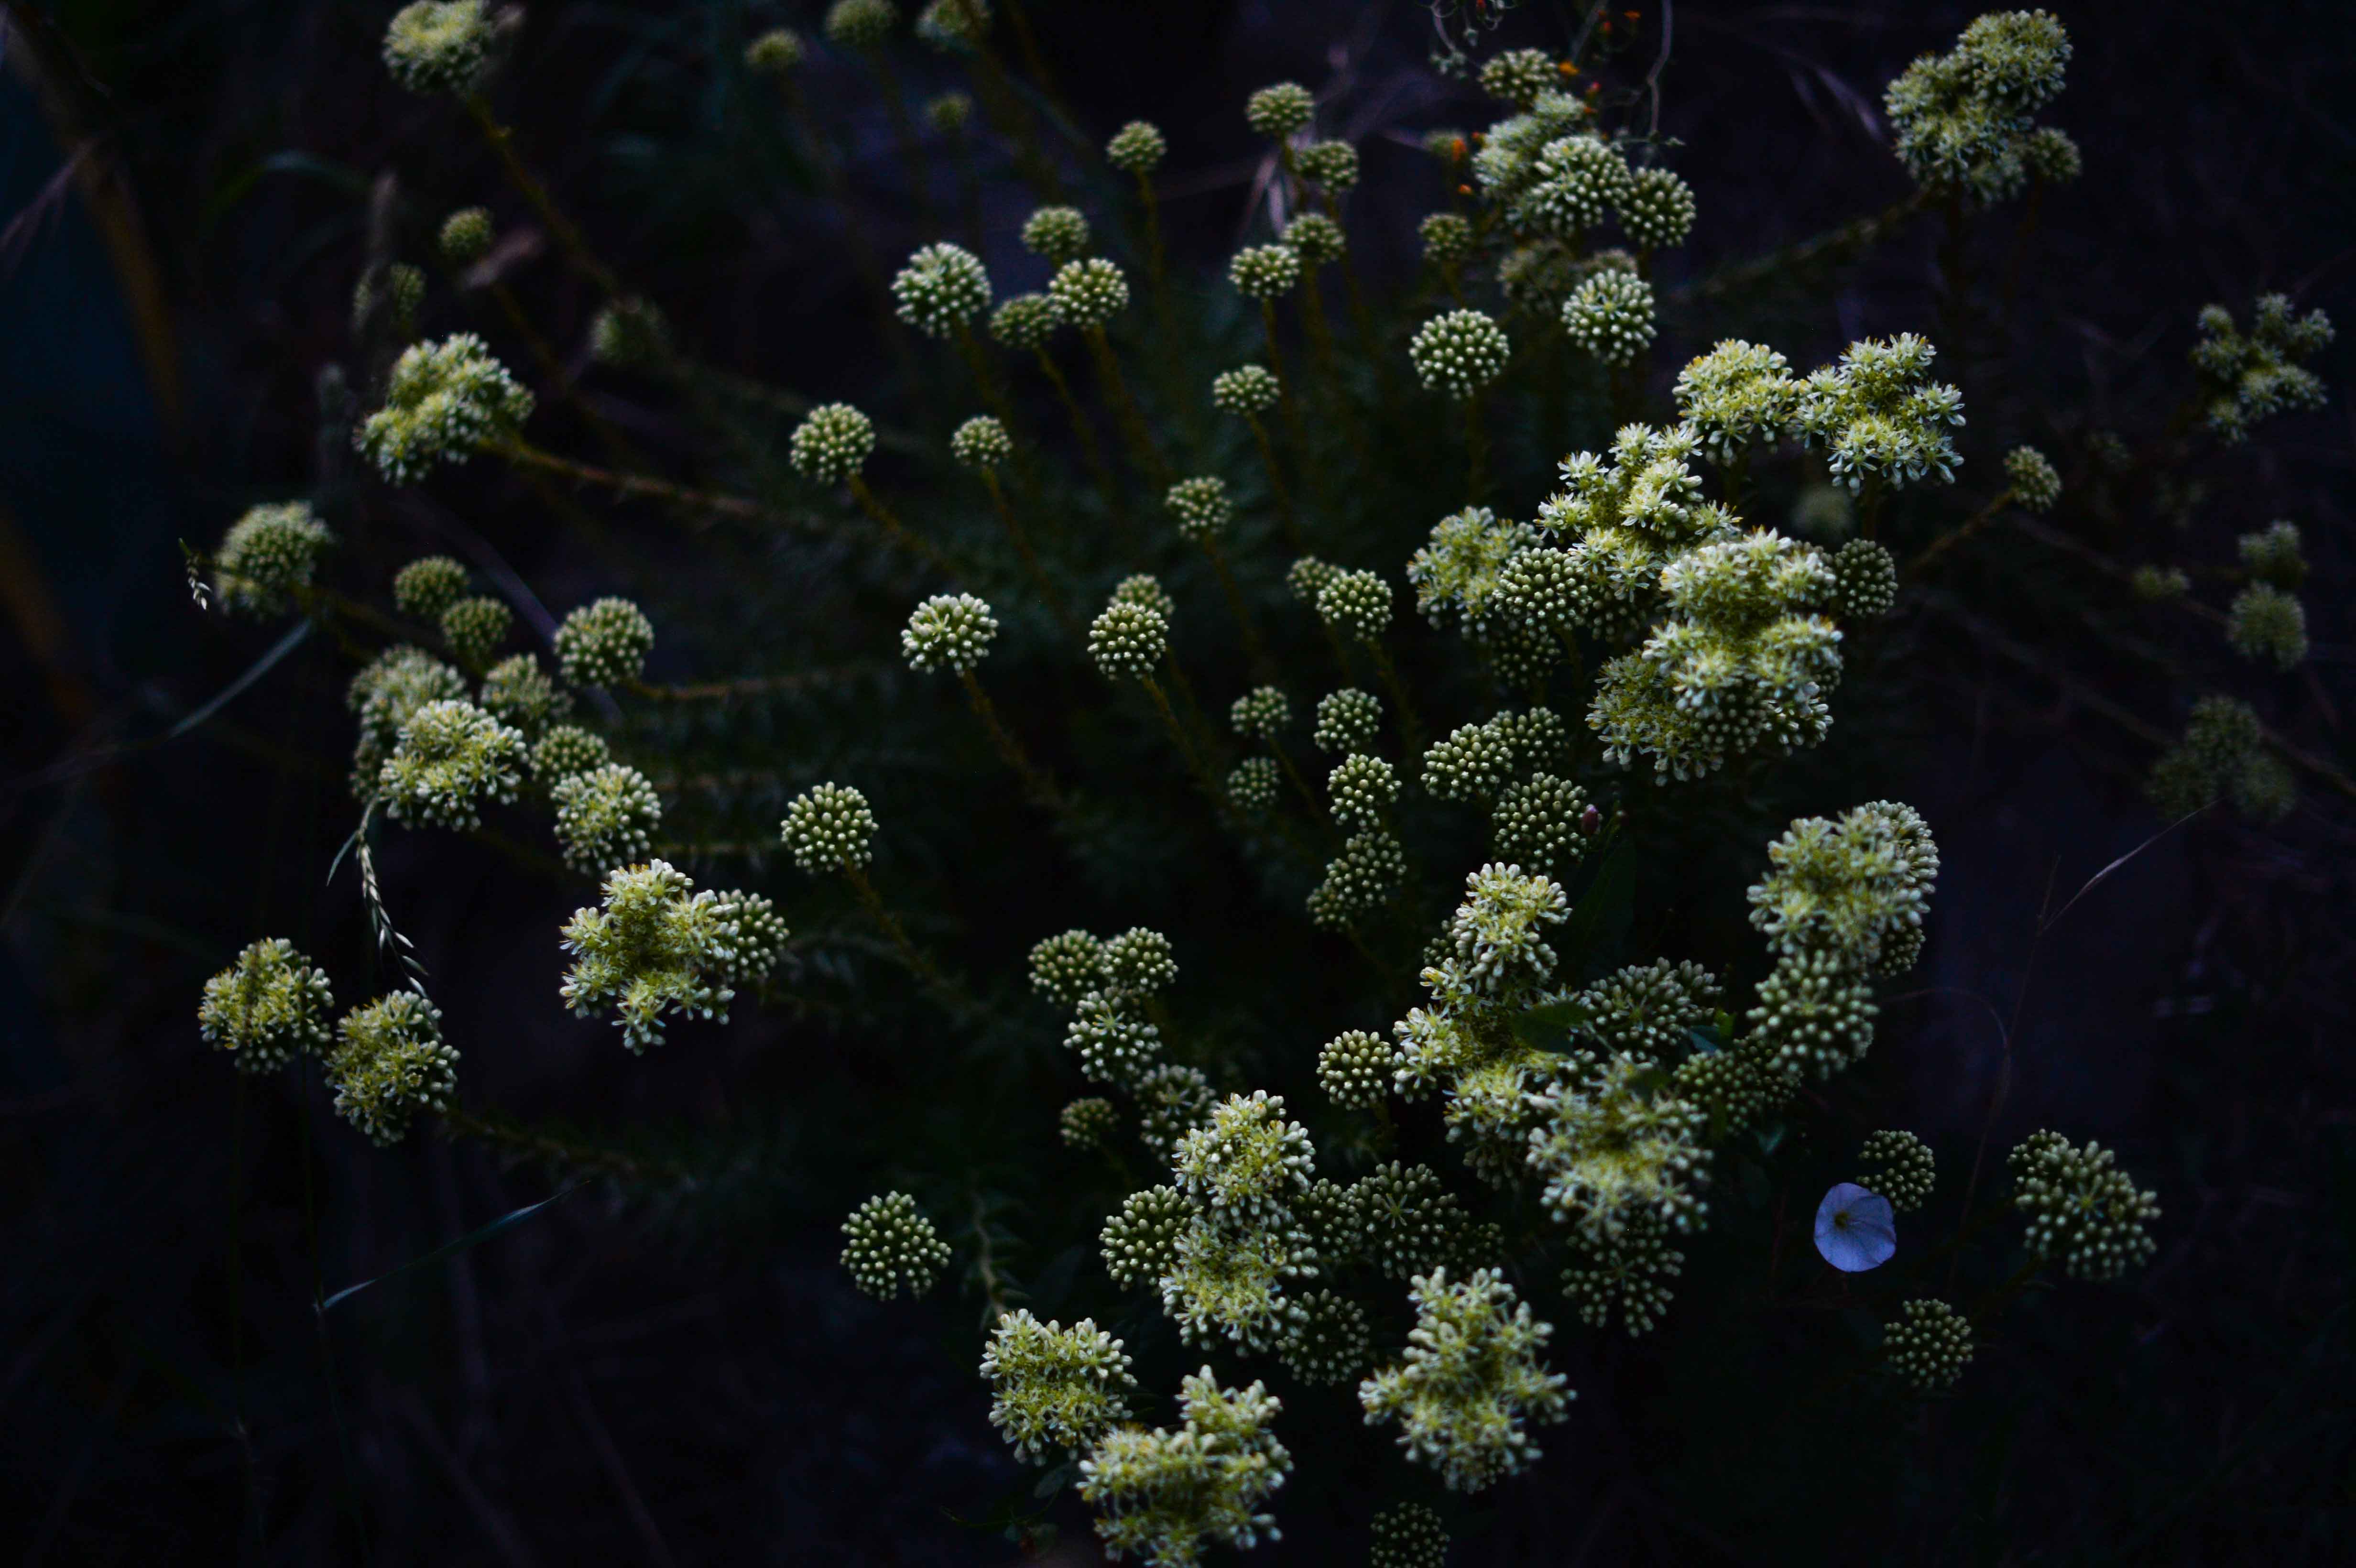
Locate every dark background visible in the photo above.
<box><xmin>3</xmin><ymin>0</ymin><xmax>2353</xmax><ymax>1562</ymax></box>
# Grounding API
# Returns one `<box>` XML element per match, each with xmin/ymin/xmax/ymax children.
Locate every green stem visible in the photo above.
<box><xmin>847</xmin><ymin>473</ymin><xmax>960</xmax><ymax>577</ymax></box>
<box><xmin>1033</xmin><ymin>346</ymin><xmax>1120</xmax><ymax>508</ymax></box>
<box><xmin>1246</xmin><ymin>414</ymin><xmax>1302</xmax><ymax>553</ymax></box>
<box><xmin>982</xmin><ymin>471</ymin><xmax>1077</xmax><ymax>634</ymax></box>
<box><xmin>1086</xmin><ymin>324</ymin><xmax>1167</xmax><ymax>485</ymax></box>
<box><xmin>463</xmin><ymin>95</ymin><xmax>622</xmax><ymax>300</ymax></box>
<box><xmin>960</xmin><ymin>667</ymin><xmax>1068</xmax><ymax>812</ymax></box>
<box><xmin>1200</xmin><ymin>537</ymin><xmax>1274</xmax><ymax>679</ymax></box>
<box><xmin>1364</xmin><ymin>639</ymin><xmax>1427</xmax><ymax>758</ymax></box>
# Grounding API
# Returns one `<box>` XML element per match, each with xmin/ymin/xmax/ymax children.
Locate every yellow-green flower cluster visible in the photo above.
<box><xmin>1792</xmin><ymin>334</ymin><xmax>1966</xmax><ymax>492</ymax></box>
<box><xmin>551</xmin><ymin>763</ymin><xmax>661</xmax><ymax>875</ymax></box>
<box><xmin>199</xmin><ymin>938</ymin><xmax>335</xmax><ymax>1073</ymax></box>
<box><xmin>892</xmin><ymin>242</ymin><xmax>992</xmax><ymax>338</ymax></box>
<box><xmin>559</xmin><ymin>859</ymin><xmax>785</xmax><ymax>1050</ymax></box>
<box><xmin>2191</xmin><ymin>296</ymin><xmax>2334</xmax><ymax>444</ymax></box>
<box><xmin>1527</xmin><ymin>1051</ymin><xmax>1711</xmax><ymax>1240</ymax></box>
<box><xmin>1079</xmin><ymin>1369</ymin><xmax>1291</xmax><ymax>1568</ymax></box>
<box><xmin>378</xmin><ymin>698</ymin><xmax>527</xmax><ymax>830</ymax></box>
<box><xmin>328</xmin><ymin>992</ymin><xmax>458</xmax><ymax>1145</ymax></box>
<box><xmin>1560</xmin><ymin>1210</ymin><xmax>1684</xmax><ymax>1335</ymax></box>
<box><xmin>980</xmin><ymin>1309</ymin><xmax>1136</xmax><ymax>1462</ymax></box>
<box><xmin>1359</xmin><ymin>1268</ymin><xmax>1571</xmax><ymax>1492</ymax></box>
<box><xmin>382</xmin><ymin>0</ymin><xmax>496</xmax><ymax>96</ymax></box>
<box><xmin>355</xmin><ymin>334</ymin><xmax>534</xmax><ymax>483</ymax></box>
<box><xmin>2148</xmin><ymin>694</ymin><xmax>2293</xmax><ymax>822</ymax></box>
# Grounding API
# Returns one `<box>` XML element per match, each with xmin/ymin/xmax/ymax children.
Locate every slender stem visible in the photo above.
<box><xmin>624</xmin><ymin>665</ymin><xmax>887</xmax><ymax>703</ymax></box>
<box><xmin>1140</xmin><ymin>673</ymin><xmax>1238</xmax><ymax>826</ymax></box>
<box><xmin>1034</xmin><ymin>347</ymin><xmax>1119</xmax><ymax>505</ymax></box>
<box><xmin>463</xmin><ymin>95</ymin><xmax>622</xmax><ymax>299</ymax></box>
<box><xmin>967</xmin><ymin>1187</ymin><xmax>1015</xmax><ymax>1328</ymax></box>
<box><xmin>1676</xmin><ymin>191</ymin><xmax>1930</xmax><ymax>306</ymax></box>
<box><xmin>1965</xmin><ymin>1255</ymin><xmax>2047</xmax><ymax>1326</ymax></box>
<box><xmin>843</xmin><ymin>862</ymin><xmax>964</xmax><ymax>1011</ymax></box>
<box><xmin>1200</xmin><ymin>537</ymin><xmax>1273</xmax><ymax>678</ymax></box>
<box><xmin>1246</xmin><ymin>414</ymin><xmax>1301</xmax><ymax>552</ymax></box>
<box><xmin>1905</xmin><ymin>488</ymin><xmax>2016</xmax><ymax>578</ymax></box>
<box><xmin>1364</xmin><ymin>639</ymin><xmax>1427</xmax><ymax>758</ymax></box>
<box><xmin>982</xmin><ymin>471</ymin><xmax>1077</xmax><ymax>633</ymax></box>
<box><xmin>442</xmin><ymin>1105</ymin><xmax>690</xmax><ymax>1183</ymax></box>
<box><xmin>960</xmin><ymin>667</ymin><xmax>1067</xmax><ymax>811</ymax></box>
<box><xmin>1464</xmin><ymin>395</ymin><xmax>1488</xmax><ymax>504</ymax></box>
<box><xmin>847</xmin><ymin>474</ymin><xmax>960</xmax><ymax>576</ymax></box>
<box><xmin>871</xmin><ymin>53</ymin><xmax>939</xmax><ymax>232</ymax></box>
<box><xmin>1269</xmin><ymin>738</ymin><xmax>1325</xmax><ymax>820</ymax></box>
<box><xmin>481</xmin><ymin>277</ymin><xmax>639</xmax><ymax>468</ymax></box>
<box><xmin>1085</xmin><ymin>325</ymin><xmax>1167</xmax><ymax>485</ymax></box>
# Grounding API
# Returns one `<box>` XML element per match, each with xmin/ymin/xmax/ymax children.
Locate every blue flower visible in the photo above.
<box><xmin>1814</xmin><ymin>1182</ymin><xmax>1896</xmax><ymax>1273</ymax></box>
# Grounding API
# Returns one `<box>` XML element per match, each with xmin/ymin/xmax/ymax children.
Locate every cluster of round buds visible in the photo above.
<box><xmin>2190</xmin><ymin>294</ymin><xmax>2334</xmax><ymax>444</ymax></box>
<box><xmin>914</xmin><ymin>0</ymin><xmax>986</xmax><ymax>51</ymax></box>
<box><xmin>1576</xmin><ymin>959</ymin><xmax>1721</xmax><ymax>1061</ymax></box>
<box><xmin>557</xmin><ymin>862</ymin><xmax>741</xmax><ymax>1050</ymax></box>
<box><xmin>1317</xmin><ymin>570</ymin><xmax>1394</xmax><ymax>644</ymax></box>
<box><xmin>1450</xmin><ymin>864</ymin><xmax>1569</xmax><ymax>994</ymax></box>
<box><xmin>1228</xmin><ymin>757</ymin><xmax>1279</xmax><ymax>813</ymax></box>
<box><xmin>1101</xmin><ymin>927</ymin><xmax>1178</xmax><ymax>993</ymax></box>
<box><xmin>892</xmin><ymin>243</ymin><xmax>992</xmax><ymax>338</ymax></box>
<box><xmin>552</xmin><ymin>763</ymin><xmax>662</xmax><ymax>875</ymax></box>
<box><xmin>200</xmin><ymin>938</ymin><xmax>334</xmax><ymax>1073</ymax></box>
<box><xmin>1020</xmin><ymin>205</ymin><xmax>1091</xmax><ymax>265</ymax></box>
<box><xmin>780</xmin><ymin>783</ymin><xmax>877</xmax><ymax>874</ymax></box>
<box><xmin>1027</xmin><ymin>929</ymin><xmax>1104</xmax><ymax>1008</ymax></box>
<box><xmin>1515</xmin><ymin>135</ymin><xmax>1632</xmax><ymax>236</ymax></box>
<box><xmin>1046</xmin><ymin>257</ymin><xmax>1129</xmax><ymax>328</ymax></box>
<box><xmin>1296</xmin><ymin>139</ymin><xmax>1359</xmax><ymax>193</ymax></box>
<box><xmin>1277</xmin><ymin>1290</ymin><xmax>1373</xmax><ymax>1385</ymax></box>
<box><xmin>924</xmin><ymin>90</ymin><xmax>973</xmax><ymax>132</ymax></box>
<box><xmin>355</xmin><ymin>334</ymin><xmax>534</xmax><ymax>483</ymax></box>
<box><xmin>379</xmin><ymin>699</ymin><xmax>527</xmax><ymax>830</ymax></box>
<box><xmin>382</xmin><ymin>0</ymin><xmax>496</xmax><ymax>95</ymax></box>
<box><xmin>1561</xmin><ymin>270</ymin><xmax>1656</xmax><ymax>366</ymax></box>
<box><xmin>823</xmin><ymin>0</ymin><xmax>898</xmax><ymax>51</ymax></box>
<box><xmin>1369</xmin><ymin>1501</ymin><xmax>1451</xmax><ymax>1568</ymax></box>
<box><xmin>2238</xmin><ymin>520</ymin><xmax>2307</xmax><ymax>588</ymax></box>
<box><xmin>1673</xmin><ymin>339</ymin><xmax>1800</xmax><ymax>462</ymax></box>
<box><xmin>1284</xmin><ymin>212</ymin><xmax>1346</xmax><ymax>267</ymax></box>
<box><xmin>1315</xmin><ymin>688</ymin><xmax>1383</xmax><ymax>755</ymax></box>
<box><xmin>1832</xmin><ymin>538</ymin><xmax>1899</xmax><ymax>621</ymax></box>
<box><xmin>744</xmin><ymin>27</ymin><xmax>806</xmax><ymax>73</ymax></box>
<box><xmin>1410</xmin><ymin>309</ymin><xmax>1511</xmax><ymax>399</ymax></box>
<box><xmin>949</xmin><ymin>414</ymin><xmax>1011</xmax><ymax>470</ymax></box>
<box><xmin>1793</xmin><ymin>333</ymin><xmax>1966</xmax><ymax>492</ymax></box>
<box><xmin>1211</xmin><ymin>363</ymin><xmax>1281</xmax><ymax>415</ymax></box>
<box><xmin>393</xmin><ymin>555</ymin><xmax>470</xmax><ymax>621</ymax></box>
<box><xmin>1418</xmin><ymin>212</ymin><xmax>1473</xmax><ymax>268</ymax></box>
<box><xmin>1307</xmin><ymin>830</ymin><xmax>1406</xmax><ymax>928</ymax></box>
<box><xmin>1105</xmin><ymin>120</ymin><xmax>1167</xmax><ymax>174</ymax></box>
<box><xmin>1244</xmin><ymin>81</ymin><xmax>1315</xmax><ymax>138</ymax></box>
<box><xmin>2009</xmin><ymin>1130</ymin><xmax>2161</xmax><ymax>1280</ymax></box>
<box><xmin>2227</xmin><ymin>583</ymin><xmax>2308</xmax><ymax>670</ymax></box>
<box><xmin>1359</xmin><ymin>1267</ymin><xmax>1572</xmax><ymax>1493</ymax></box>
<box><xmin>1100</xmin><ymin>1186</ymin><xmax>1189</xmax><ymax>1289</ymax></box>
<box><xmin>989</xmin><ymin>294</ymin><xmax>1059</xmax><ymax>351</ymax></box>
<box><xmin>1229</xmin><ymin>244</ymin><xmax>1301</xmax><ymax>301</ymax></box>
<box><xmin>439</xmin><ymin>596</ymin><xmax>511</xmax><ymax>669</ymax></box>
<box><xmin>1560</xmin><ymin>1211</ymin><xmax>1684</xmax><ymax>1335</ymax></box>
<box><xmin>1672</xmin><ymin>1044</ymin><xmax>1790</xmax><ymax>1133</ymax></box>
<box><xmin>1328</xmin><ymin>754</ymin><xmax>1397</xmax><ymax>831</ymax></box>
<box><xmin>1067</xmin><ymin>993</ymin><xmax>1160</xmax><ymax>1086</ymax></box>
<box><xmin>328</xmin><ymin>992</ymin><xmax>458</xmax><ymax>1145</ymax></box>
<box><xmin>1884</xmin><ymin>1298</ymin><xmax>1973</xmax><ymax>1391</ymax></box>
<box><xmin>901</xmin><ymin>592</ymin><xmax>998</xmax><ymax>674</ymax></box>
<box><xmin>1111</xmin><ymin>573</ymin><xmax>1175</xmax><ymax>621</ymax></box>
<box><xmin>1884</xmin><ymin>11</ymin><xmax>2073</xmax><ymax>204</ymax></box>
<box><xmin>588</xmin><ymin>297</ymin><xmax>671</xmax><ymax>370</ymax></box>
<box><xmin>1318</xmin><ymin>1029</ymin><xmax>1395</xmax><ymax>1109</ymax></box>
<box><xmin>1492</xmin><ymin>773</ymin><xmax>1591</xmax><ymax>872</ymax></box>
<box><xmin>1088</xmin><ymin>599</ymin><xmax>1168</xmax><ymax>682</ymax></box>
<box><xmin>532</xmin><ymin>724</ymin><xmax>611</xmax><ymax>786</ymax></box>
<box><xmin>2131</xmin><ymin>564</ymin><xmax>2190</xmax><ymax>603</ymax></box>
<box><xmin>1748</xmin><ymin>948</ymin><xmax>1879</xmax><ymax>1080</ymax></box>
<box><xmin>212</xmin><ymin>502</ymin><xmax>333</xmax><ymax>617</ymax></box>
<box><xmin>1287</xmin><ymin>555</ymin><xmax>1340</xmax><ymax>606</ymax></box>
<box><xmin>1164</xmin><ymin>476</ymin><xmax>1233</xmax><ymax>542</ymax></box>
<box><xmin>840</xmin><ymin>1191</ymin><xmax>951</xmax><ymax>1298</ymax></box>
<box><xmin>1860</xmin><ymin>1129</ymin><xmax>1936</xmax><ymax>1212</ymax></box>
<box><xmin>438</xmin><ymin>206</ymin><xmax>493</xmax><ymax>265</ymax></box>
<box><xmin>1616</xmin><ymin>166</ymin><xmax>1698</xmax><ymax>250</ymax></box>
<box><xmin>1229</xmin><ymin>686</ymin><xmax>1290</xmax><ymax>741</ymax></box>
<box><xmin>554</xmin><ymin>597</ymin><xmax>654</xmax><ymax>688</ymax></box>
<box><xmin>1059</xmin><ymin>1097</ymin><xmax>1120</xmax><ymax>1151</ymax></box>
<box><xmin>789</xmin><ymin>402</ymin><xmax>875</xmax><ymax>483</ymax></box>
<box><xmin>979</xmin><ymin>1309</ymin><xmax>1135</xmax><ymax>1463</ymax></box>
<box><xmin>1481</xmin><ymin>47</ymin><xmax>1559</xmax><ymax>108</ymax></box>
<box><xmin>2003</xmin><ymin>445</ymin><xmax>2062</xmax><ymax>512</ymax></box>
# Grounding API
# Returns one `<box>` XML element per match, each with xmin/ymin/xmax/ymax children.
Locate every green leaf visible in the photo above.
<box><xmin>1558</xmin><ymin>833</ymin><xmax>1636</xmax><ymax>977</ymax></box>
<box><xmin>1511</xmin><ymin>996</ymin><xmax>1597</xmax><ymax>1049</ymax></box>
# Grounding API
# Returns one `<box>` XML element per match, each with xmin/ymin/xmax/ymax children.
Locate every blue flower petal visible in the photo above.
<box><xmin>1814</xmin><ymin>1181</ymin><xmax>1897</xmax><ymax>1273</ymax></box>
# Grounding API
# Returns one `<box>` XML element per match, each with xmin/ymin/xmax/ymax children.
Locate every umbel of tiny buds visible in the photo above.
<box><xmin>199</xmin><ymin>938</ymin><xmax>335</xmax><ymax>1073</ymax></box>
<box><xmin>1212</xmin><ymin>364</ymin><xmax>1281</xmax><ymax>415</ymax></box>
<box><xmin>823</xmin><ymin>0</ymin><xmax>898</xmax><ymax>51</ymax></box>
<box><xmin>790</xmin><ymin>402</ymin><xmax>876</xmax><ymax>484</ymax></box>
<box><xmin>1106</xmin><ymin>120</ymin><xmax>1167</xmax><ymax>173</ymax></box>
<box><xmin>379</xmin><ymin>699</ymin><xmax>527</xmax><ymax>830</ymax></box>
<box><xmin>744</xmin><ymin>27</ymin><xmax>806</xmax><ymax>74</ymax></box>
<box><xmin>1164</xmin><ymin>476</ymin><xmax>1233</xmax><ymax>542</ymax></box>
<box><xmin>780</xmin><ymin>782</ymin><xmax>878</xmax><ymax>875</ymax></box>
<box><xmin>1088</xmin><ymin>599</ymin><xmax>1168</xmax><ymax>682</ymax></box>
<box><xmin>1885</xmin><ymin>1298</ymin><xmax>1973</xmax><ymax>1391</ymax></box>
<box><xmin>438</xmin><ymin>207</ymin><xmax>493</xmax><ymax>265</ymax></box>
<box><xmin>902</xmin><ymin>593</ymin><xmax>999</xmax><ymax>674</ymax></box>
<box><xmin>382</xmin><ymin>0</ymin><xmax>497</xmax><ymax>96</ymax></box>
<box><xmin>840</xmin><ymin>1191</ymin><xmax>952</xmax><ymax>1298</ymax></box>
<box><xmin>1244</xmin><ymin>80</ymin><xmax>1315</xmax><ymax>138</ymax></box>
<box><xmin>393</xmin><ymin>555</ymin><xmax>469</xmax><ymax>621</ymax></box>
<box><xmin>1561</xmin><ymin>271</ymin><xmax>1657</xmax><ymax>367</ymax></box>
<box><xmin>1047</xmin><ymin>258</ymin><xmax>1129</xmax><ymax>328</ymax></box>
<box><xmin>949</xmin><ymin>414</ymin><xmax>1012</xmax><ymax>470</ymax></box>
<box><xmin>552</xmin><ymin>763</ymin><xmax>662</xmax><ymax>875</ymax></box>
<box><xmin>1814</xmin><ymin>1182</ymin><xmax>1897</xmax><ymax>1273</ymax></box>
<box><xmin>1410</xmin><ymin>309</ymin><xmax>1511</xmax><ymax>399</ymax></box>
<box><xmin>212</xmin><ymin>502</ymin><xmax>334</xmax><ymax>617</ymax></box>
<box><xmin>440</xmin><ymin>596</ymin><xmax>512</xmax><ymax>669</ymax></box>
<box><xmin>1229</xmin><ymin>244</ymin><xmax>1302</xmax><ymax>302</ymax></box>
<box><xmin>893</xmin><ymin>243</ymin><xmax>993</xmax><ymax>338</ymax></box>
<box><xmin>554</xmin><ymin>597</ymin><xmax>654</xmax><ymax>688</ymax></box>
<box><xmin>1021</xmin><ymin>205</ymin><xmax>1091</xmax><ymax>265</ymax></box>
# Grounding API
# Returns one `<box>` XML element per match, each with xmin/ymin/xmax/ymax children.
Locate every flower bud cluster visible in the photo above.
<box><xmin>356</xmin><ymin>334</ymin><xmax>534</xmax><ymax>483</ymax></box>
<box><xmin>1359</xmin><ymin>1268</ymin><xmax>1572</xmax><ymax>1492</ymax></box>
<box><xmin>1560</xmin><ymin>1210</ymin><xmax>1684</xmax><ymax>1335</ymax></box>
<box><xmin>560</xmin><ymin>860</ymin><xmax>786</xmax><ymax>1049</ymax></box>
<box><xmin>200</xmin><ymin>939</ymin><xmax>335</xmax><ymax>1073</ymax></box>
<box><xmin>1885</xmin><ymin>11</ymin><xmax>2075</xmax><ymax>204</ymax></box>
<box><xmin>981</xmin><ymin>1309</ymin><xmax>1136</xmax><ymax>1462</ymax></box>
<box><xmin>213</xmin><ymin>503</ymin><xmax>334</xmax><ymax>617</ymax></box>
<box><xmin>2009</xmin><ymin>1130</ymin><xmax>2161</xmax><ymax>1280</ymax></box>
<box><xmin>1079</xmin><ymin>1369</ymin><xmax>1291</xmax><ymax>1566</ymax></box>
<box><xmin>329</xmin><ymin>992</ymin><xmax>459</xmax><ymax>1145</ymax></box>
<box><xmin>840</xmin><ymin>1190</ymin><xmax>952</xmax><ymax>1297</ymax></box>
<box><xmin>2190</xmin><ymin>295</ymin><xmax>2333</xmax><ymax>444</ymax></box>
<box><xmin>1885</xmin><ymin>1298</ymin><xmax>1974</xmax><ymax>1391</ymax></box>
